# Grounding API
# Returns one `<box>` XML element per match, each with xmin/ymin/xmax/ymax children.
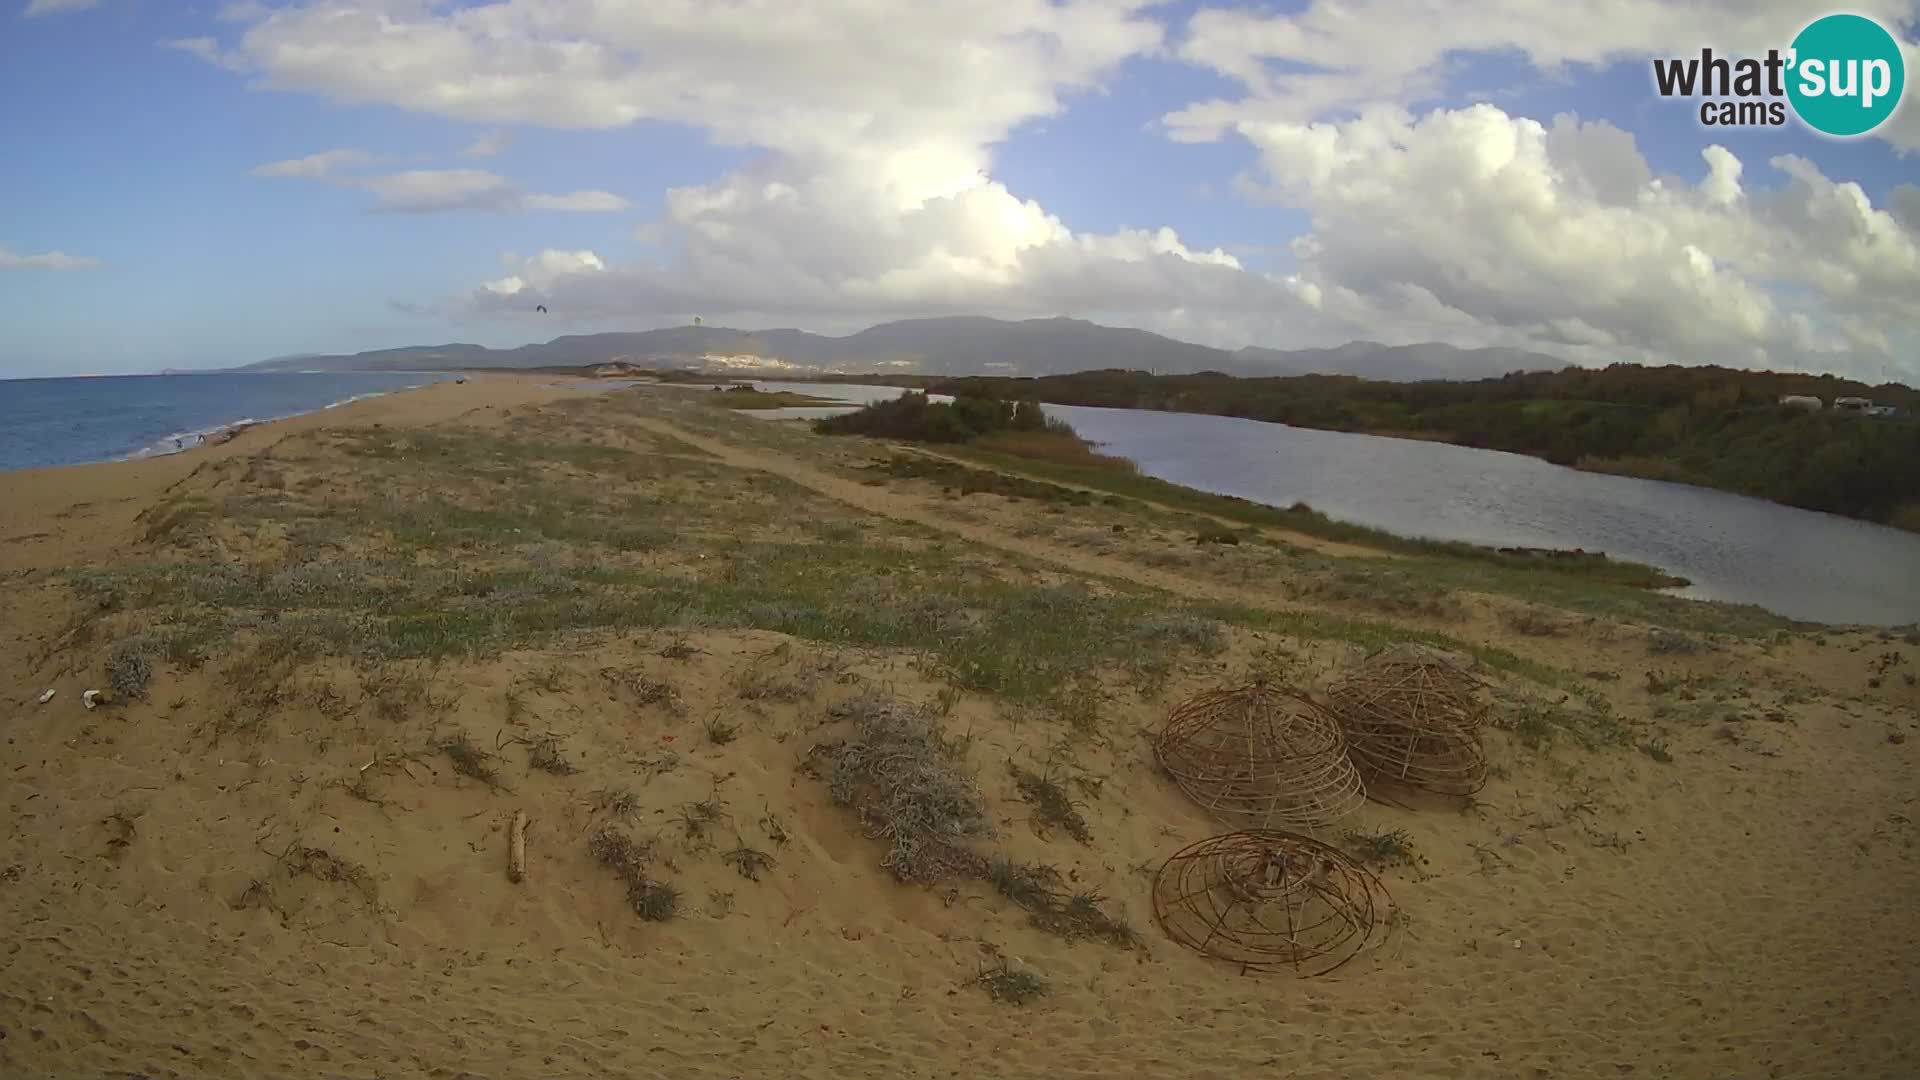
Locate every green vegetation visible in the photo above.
<box><xmin>814</xmin><ymin>391</ymin><xmax>1057</xmax><ymax>443</ymax></box>
<box><xmin>985</xmin><ymin>857</ymin><xmax>1138</xmax><ymax>947</ymax></box>
<box><xmin>1008</xmin><ymin>762</ymin><xmax>1092</xmax><ymax>843</ymax></box>
<box><xmin>925</xmin><ymin>367</ymin><xmax>1920</xmax><ymax>530</ymax></box>
<box><xmin>932</xmin><ymin>442</ymin><xmax>1685</xmax><ymax>590</ymax></box>
<box><xmin>1491</xmin><ymin>692</ymin><xmax>1633</xmax><ymax>751</ymax></box>
<box><xmin>704</xmin><ymin>386</ymin><xmax>843</xmax><ymax>409</ymax></box>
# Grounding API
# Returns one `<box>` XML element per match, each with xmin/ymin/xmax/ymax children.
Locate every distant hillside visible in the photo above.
<box><xmin>236</xmin><ymin>316</ymin><xmax>1564</xmax><ymax>382</ymax></box>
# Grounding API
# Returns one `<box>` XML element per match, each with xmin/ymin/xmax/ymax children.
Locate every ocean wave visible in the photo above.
<box><xmin>322</xmin><ymin>390</ymin><xmax>391</xmax><ymax>410</ymax></box>
<box><xmin>127</xmin><ymin>417</ymin><xmax>263</xmax><ymax>460</ymax></box>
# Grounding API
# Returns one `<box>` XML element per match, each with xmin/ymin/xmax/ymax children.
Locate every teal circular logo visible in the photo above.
<box><xmin>1786</xmin><ymin>14</ymin><xmax>1907</xmax><ymax>137</ymax></box>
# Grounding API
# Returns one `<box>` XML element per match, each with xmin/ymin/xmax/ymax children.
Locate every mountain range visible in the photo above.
<box><xmin>237</xmin><ymin>316</ymin><xmax>1566</xmax><ymax>382</ymax></box>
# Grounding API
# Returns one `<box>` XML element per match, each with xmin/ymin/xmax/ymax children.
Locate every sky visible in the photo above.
<box><xmin>1</xmin><ymin>1</ymin><xmax>1916</xmax><ymax>382</ymax></box>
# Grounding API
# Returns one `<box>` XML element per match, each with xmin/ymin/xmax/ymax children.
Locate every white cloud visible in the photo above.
<box><xmin>250</xmin><ymin>147</ymin><xmax>374</xmax><ymax>179</ymax></box>
<box><xmin>23</xmin><ymin>0</ymin><xmax>99</xmax><ymax>15</ymax></box>
<box><xmin>1</xmin><ymin>245</ymin><xmax>103</xmax><ymax>270</ymax></box>
<box><xmin>359</xmin><ymin>170</ymin><xmax>626</xmax><ymax>214</ymax></box>
<box><xmin>523</xmin><ymin>190</ymin><xmax>629</xmax><ymax>212</ymax></box>
<box><xmin>189</xmin><ymin>2</ymin><xmax>1270</xmax><ymax>329</ymax></box>
<box><xmin>1220</xmin><ymin>104</ymin><xmax>1919</xmax><ymax>375</ymax></box>
<box><xmin>463</xmin><ymin>130</ymin><xmax>512</xmax><ymax>158</ymax></box>
<box><xmin>1169</xmin><ymin>1</ymin><xmax>1920</xmax><ymax>154</ymax></box>
<box><xmin>185</xmin><ymin>1</ymin><xmax>1919</xmax><ymax>379</ymax></box>
<box><xmin>250</xmin><ymin>156</ymin><xmax>628</xmax><ymax>214</ymax></box>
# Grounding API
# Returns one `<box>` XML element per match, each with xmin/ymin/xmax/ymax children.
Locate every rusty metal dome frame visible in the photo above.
<box><xmin>1153</xmin><ymin>684</ymin><xmax>1366</xmax><ymax>830</ymax></box>
<box><xmin>1151</xmin><ymin>830</ymin><xmax>1390</xmax><ymax>977</ymax></box>
<box><xmin>1328</xmin><ymin>649</ymin><xmax>1490</xmax><ymax>799</ymax></box>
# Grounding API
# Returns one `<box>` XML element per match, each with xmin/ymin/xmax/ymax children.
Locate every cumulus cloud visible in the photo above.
<box><xmin>1168</xmin><ymin>0</ymin><xmax>1920</xmax><ymax>154</ymax></box>
<box><xmin>23</xmin><ymin>0</ymin><xmax>99</xmax><ymax>16</ymax></box>
<box><xmin>250</xmin><ymin>154</ymin><xmax>628</xmax><ymax>214</ymax></box>
<box><xmin>1</xmin><ymin>245</ymin><xmax>103</xmax><ymax>270</ymax></box>
<box><xmin>189</xmin><ymin>2</ymin><xmax>1275</xmax><ymax>330</ymax></box>
<box><xmin>1223</xmin><ymin>105</ymin><xmax>1919</xmax><ymax>374</ymax></box>
<box><xmin>182</xmin><ymin>0</ymin><xmax>1918</xmax><ymax>379</ymax></box>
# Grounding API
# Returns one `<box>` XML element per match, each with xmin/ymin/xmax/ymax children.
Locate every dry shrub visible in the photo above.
<box><xmin>816</xmin><ymin>691</ymin><xmax>990</xmax><ymax>883</ymax></box>
<box><xmin>588</xmin><ymin>824</ymin><xmax>679</xmax><ymax>921</ymax></box>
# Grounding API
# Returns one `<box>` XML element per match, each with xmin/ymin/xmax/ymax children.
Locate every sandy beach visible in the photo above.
<box><xmin>1</xmin><ymin>374</ymin><xmax>1915</xmax><ymax>1080</ymax></box>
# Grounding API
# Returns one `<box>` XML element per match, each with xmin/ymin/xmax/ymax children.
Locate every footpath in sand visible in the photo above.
<box><xmin>1</xmin><ymin>377</ymin><xmax>1916</xmax><ymax>1080</ymax></box>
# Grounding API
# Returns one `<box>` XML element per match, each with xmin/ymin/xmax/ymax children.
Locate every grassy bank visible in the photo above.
<box><xmin>73</xmin><ymin>394</ymin><xmax>1546</xmax><ymax>721</ymax></box>
<box><xmin>922</xmin><ymin>368</ymin><xmax>1920</xmax><ymax>531</ymax></box>
<box><xmin>814</xmin><ymin>392</ymin><xmax>1685</xmax><ymax>590</ymax></box>
<box><xmin>702</xmin><ymin>386</ymin><xmax>844</xmax><ymax>409</ymax></box>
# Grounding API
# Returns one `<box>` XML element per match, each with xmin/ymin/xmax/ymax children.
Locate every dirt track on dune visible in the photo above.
<box><xmin>632</xmin><ymin>418</ymin><xmax>1298</xmax><ymax>613</ymax></box>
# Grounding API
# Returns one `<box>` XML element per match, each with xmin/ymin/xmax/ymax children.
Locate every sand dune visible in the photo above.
<box><xmin>1</xmin><ymin>376</ymin><xmax>1915</xmax><ymax>1079</ymax></box>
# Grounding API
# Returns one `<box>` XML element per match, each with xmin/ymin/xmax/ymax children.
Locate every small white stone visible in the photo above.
<box><xmin>37</xmin><ymin>689</ymin><xmax>56</xmax><ymax>704</ymax></box>
<box><xmin>82</xmin><ymin>689</ymin><xmax>102</xmax><ymax>710</ymax></box>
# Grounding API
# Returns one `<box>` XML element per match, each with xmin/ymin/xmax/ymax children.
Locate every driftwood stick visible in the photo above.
<box><xmin>508</xmin><ymin>810</ymin><xmax>530</xmax><ymax>884</ymax></box>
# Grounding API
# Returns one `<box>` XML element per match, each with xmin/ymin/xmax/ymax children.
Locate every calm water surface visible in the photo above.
<box><xmin>739</xmin><ymin>384</ymin><xmax>1920</xmax><ymax>627</ymax></box>
<box><xmin>1054</xmin><ymin>405</ymin><xmax>1920</xmax><ymax>627</ymax></box>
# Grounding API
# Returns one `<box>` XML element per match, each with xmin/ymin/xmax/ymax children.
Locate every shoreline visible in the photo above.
<box><xmin>0</xmin><ymin>372</ymin><xmax>464</xmax><ymax>475</ymax></box>
<box><xmin>0</xmin><ymin>373</ymin><xmax>595</xmax><ymax>575</ymax></box>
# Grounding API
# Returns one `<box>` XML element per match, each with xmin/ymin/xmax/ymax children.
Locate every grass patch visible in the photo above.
<box><xmin>1008</xmin><ymin>762</ymin><xmax>1092</xmax><ymax>843</ymax></box>
<box><xmin>704</xmin><ymin>716</ymin><xmax>740</xmax><ymax>745</ymax></box>
<box><xmin>1491</xmin><ymin>693</ymin><xmax>1632</xmax><ymax>751</ymax></box>
<box><xmin>593</xmin><ymin>786</ymin><xmax>642</xmax><ymax>819</ymax></box>
<box><xmin>525</xmin><ymin>735</ymin><xmax>578</xmax><ymax>775</ymax></box>
<box><xmin>1504</xmin><ymin>609</ymin><xmax>1567</xmax><ymax>637</ymax></box>
<box><xmin>872</xmin><ymin>453</ymin><xmax>1098</xmax><ymax>506</ymax></box>
<box><xmin>968</xmin><ymin>430</ymin><xmax>1136</xmax><ymax>472</ymax></box>
<box><xmin>1639</xmin><ymin>739</ymin><xmax>1674</xmax><ymax>763</ymax></box>
<box><xmin>680</xmin><ymin>796</ymin><xmax>726</xmax><ymax>839</ymax></box>
<box><xmin>985</xmin><ymin>857</ymin><xmax>1138</xmax><ymax>948</ymax></box>
<box><xmin>587</xmin><ymin>824</ymin><xmax>679</xmax><ymax>922</ymax></box>
<box><xmin>436</xmin><ymin>733</ymin><xmax>507</xmax><ymax>791</ymax></box>
<box><xmin>1648</xmin><ymin>629</ymin><xmax>1707</xmax><ymax>655</ymax></box>
<box><xmin>1291</xmin><ymin>566</ymin><xmax>1464</xmax><ymax>620</ymax></box>
<box><xmin>703</xmin><ymin>387</ymin><xmax>844</xmax><ymax>409</ymax></box>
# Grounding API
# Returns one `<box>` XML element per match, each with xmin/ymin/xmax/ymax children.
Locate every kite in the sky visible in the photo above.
<box><xmin>535</xmin><ymin>304</ymin><xmax>548</xmax><ymax>313</ymax></box>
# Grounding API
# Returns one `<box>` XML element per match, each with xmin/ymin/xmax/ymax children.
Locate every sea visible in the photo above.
<box><xmin>0</xmin><ymin>372</ymin><xmax>455</xmax><ymax>472</ymax></box>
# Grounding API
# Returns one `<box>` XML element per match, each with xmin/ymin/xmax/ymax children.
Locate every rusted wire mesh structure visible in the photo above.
<box><xmin>1153</xmin><ymin>685</ymin><xmax>1366</xmax><ymax>829</ymax></box>
<box><xmin>1152</xmin><ymin>830</ymin><xmax>1389</xmax><ymax>976</ymax></box>
<box><xmin>1327</xmin><ymin>647</ymin><xmax>1490</xmax><ymax>797</ymax></box>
